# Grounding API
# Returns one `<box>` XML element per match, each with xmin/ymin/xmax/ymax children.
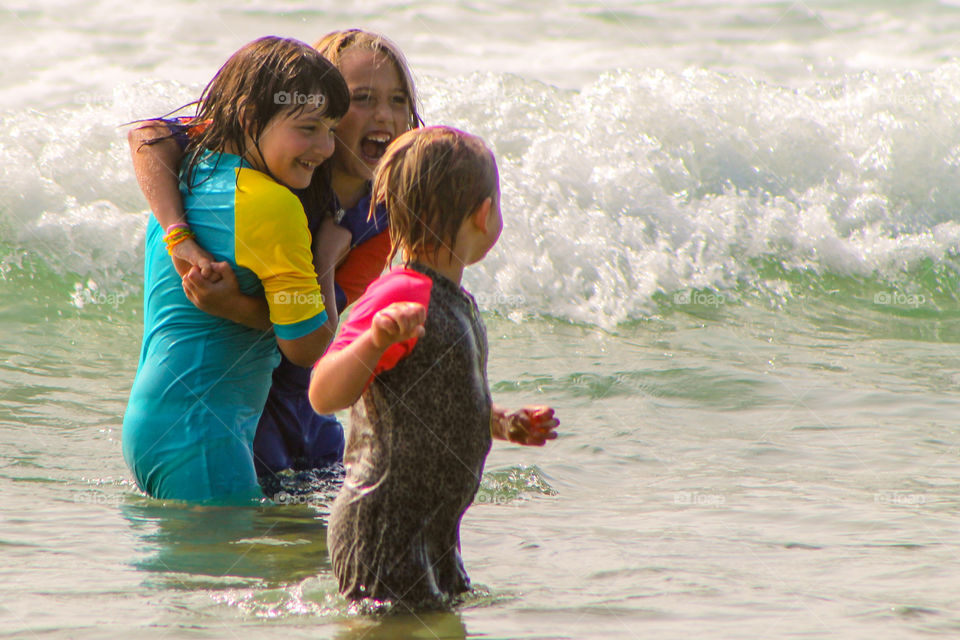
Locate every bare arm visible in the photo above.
<box><xmin>312</xmin><ymin>216</ymin><xmax>352</xmax><ymax>335</ymax></box>
<box><xmin>127</xmin><ymin>121</ymin><xmax>215</xmax><ymax>279</ymax></box>
<box><xmin>181</xmin><ymin>216</ymin><xmax>350</xmax><ymax>335</ymax></box>
<box><xmin>182</xmin><ymin>258</ymin><xmax>335</xmax><ymax>360</ymax></box>
<box><xmin>277</xmin><ymin>324</ymin><xmax>336</xmax><ymax>368</ymax></box>
<box><xmin>182</xmin><ymin>262</ymin><xmax>271</xmax><ymax>331</ymax></box>
<box><xmin>309</xmin><ymin>302</ymin><xmax>425</xmax><ymax>414</ymax></box>
<box><xmin>222</xmin><ymin>294</ymin><xmax>271</xmax><ymax>331</ymax></box>
<box><xmin>183</xmin><ymin>261</ymin><xmax>331</xmax><ymax>354</ymax></box>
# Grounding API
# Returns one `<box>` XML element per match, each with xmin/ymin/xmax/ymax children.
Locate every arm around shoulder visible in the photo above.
<box><xmin>128</xmin><ymin>120</ymin><xmax>185</xmax><ymax>229</ymax></box>
<box><xmin>128</xmin><ymin>120</ymin><xmax>217</xmax><ymax>278</ymax></box>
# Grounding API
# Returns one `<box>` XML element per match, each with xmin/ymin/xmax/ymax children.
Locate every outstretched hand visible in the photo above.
<box><xmin>493</xmin><ymin>405</ymin><xmax>559</xmax><ymax>446</ymax></box>
<box><xmin>370</xmin><ymin>302</ymin><xmax>426</xmax><ymax>349</ymax></box>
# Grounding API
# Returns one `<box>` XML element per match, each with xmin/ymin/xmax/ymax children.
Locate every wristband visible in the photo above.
<box><xmin>163</xmin><ymin>227</ymin><xmax>196</xmax><ymax>255</ymax></box>
<box><xmin>165</xmin><ymin>222</ymin><xmax>190</xmax><ymax>235</ymax></box>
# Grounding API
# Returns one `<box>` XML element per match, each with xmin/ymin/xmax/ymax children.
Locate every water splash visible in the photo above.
<box><xmin>475</xmin><ymin>464</ymin><xmax>557</xmax><ymax>506</ymax></box>
<box><xmin>426</xmin><ymin>66</ymin><xmax>960</xmax><ymax>325</ymax></box>
<box><xmin>7</xmin><ymin>65</ymin><xmax>960</xmax><ymax>326</ymax></box>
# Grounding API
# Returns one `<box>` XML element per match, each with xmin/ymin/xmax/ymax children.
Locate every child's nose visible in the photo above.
<box><xmin>374</xmin><ymin>100</ymin><xmax>392</xmax><ymax>124</ymax></box>
<box><xmin>317</xmin><ymin>131</ymin><xmax>335</xmax><ymax>158</ymax></box>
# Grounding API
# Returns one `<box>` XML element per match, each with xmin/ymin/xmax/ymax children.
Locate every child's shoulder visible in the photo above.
<box><xmin>231</xmin><ymin>166</ymin><xmax>305</xmax><ymax>229</ymax></box>
<box><xmin>355</xmin><ymin>268</ymin><xmax>433</xmax><ymax>312</ymax></box>
<box><xmin>365</xmin><ymin>267</ymin><xmax>433</xmax><ymax>298</ymax></box>
<box><xmin>329</xmin><ymin>268</ymin><xmax>434</xmax><ymax>357</ymax></box>
<box><xmin>235</xmin><ymin>166</ymin><xmax>300</xmax><ymax>207</ymax></box>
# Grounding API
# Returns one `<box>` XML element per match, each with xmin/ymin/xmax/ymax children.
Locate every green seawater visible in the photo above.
<box><xmin>6</xmin><ymin>0</ymin><xmax>960</xmax><ymax>635</ymax></box>
<box><xmin>4</xmin><ymin>269</ymin><xmax>960</xmax><ymax>638</ymax></box>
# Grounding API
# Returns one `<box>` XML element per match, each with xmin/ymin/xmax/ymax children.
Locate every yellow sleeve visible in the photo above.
<box><xmin>233</xmin><ymin>167</ymin><xmax>327</xmax><ymax>340</ymax></box>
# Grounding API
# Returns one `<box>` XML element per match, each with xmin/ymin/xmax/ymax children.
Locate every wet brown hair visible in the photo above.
<box><xmin>313</xmin><ymin>29</ymin><xmax>423</xmax><ymax>131</ymax></box>
<box><xmin>179</xmin><ymin>36</ymin><xmax>350</xmax><ymax>213</ymax></box>
<box><xmin>372</xmin><ymin>126</ymin><xmax>499</xmax><ymax>264</ymax></box>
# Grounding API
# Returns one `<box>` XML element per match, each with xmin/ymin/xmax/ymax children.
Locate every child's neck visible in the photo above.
<box><xmin>407</xmin><ymin>250</ymin><xmax>465</xmax><ymax>285</ymax></box>
<box><xmin>224</xmin><ymin>142</ymin><xmax>264</xmax><ymax>173</ymax></box>
<box><xmin>332</xmin><ymin>169</ymin><xmax>369</xmax><ymax>210</ymax></box>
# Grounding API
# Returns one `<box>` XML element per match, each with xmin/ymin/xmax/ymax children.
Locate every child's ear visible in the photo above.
<box><xmin>471</xmin><ymin>197</ymin><xmax>493</xmax><ymax>234</ymax></box>
<box><xmin>238</xmin><ymin>103</ymin><xmax>256</xmax><ymax>137</ymax></box>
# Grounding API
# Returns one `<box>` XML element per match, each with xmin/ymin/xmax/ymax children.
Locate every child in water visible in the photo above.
<box><xmin>309</xmin><ymin>125</ymin><xmax>559</xmax><ymax>606</ymax></box>
<box><xmin>122</xmin><ymin>37</ymin><xmax>349</xmax><ymax>502</ymax></box>
<box><xmin>126</xmin><ymin>29</ymin><xmax>423</xmax><ymax>490</ymax></box>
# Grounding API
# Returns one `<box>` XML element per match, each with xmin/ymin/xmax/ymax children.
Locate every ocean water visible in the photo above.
<box><xmin>4</xmin><ymin>1</ymin><xmax>960</xmax><ymax>638</ymax></box>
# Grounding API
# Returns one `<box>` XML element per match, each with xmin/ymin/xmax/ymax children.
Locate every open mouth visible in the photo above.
<box><xmin>360</xmin><ymin>132</ymin><xmax>392</xmax><ymax>163</ymax></box>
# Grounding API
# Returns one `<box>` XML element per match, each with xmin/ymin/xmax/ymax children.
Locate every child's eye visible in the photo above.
<box><xmin>352</xmin><ymin>92</ymin><xmax>372</xmax><ymax>104</ymax></box>
<box><xmin>391</xmin><ymin>94</ymin><xmax>408</xmax><ymax>106</ymax></box>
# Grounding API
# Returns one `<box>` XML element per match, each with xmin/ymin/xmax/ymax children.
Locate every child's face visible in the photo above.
<box><xmin>333</xmin><ymin>49</ymin><xmax>412</xmax><ymax>182</ymax></box>
<box><xmin>251</xmin><ymin>105</ymin><xmax>337</xmax><ymax>189</ymax></box>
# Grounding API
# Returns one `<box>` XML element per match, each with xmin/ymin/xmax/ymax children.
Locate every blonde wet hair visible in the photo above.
<box><xmin>314</xmin><ymin>29</ymin><xmax>423</xmax><ymax>131</ymax></box>
<box><xmin>372</xmin><ymin>126</ymin><xmax>499</xmax><ymax>264</ymax></box>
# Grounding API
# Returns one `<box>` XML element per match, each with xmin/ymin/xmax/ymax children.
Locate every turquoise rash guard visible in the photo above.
<box><xmin>122</xmin><ymin>152</ymin><xmax>327</xmax><ymax>503</ymax></box>
<box><xmin>161</xmin><ymin>117</ymin><xmax>391</xmax><ymax>484</ymax></box>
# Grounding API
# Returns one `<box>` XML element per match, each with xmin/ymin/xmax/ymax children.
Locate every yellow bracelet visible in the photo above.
<box><xmin>164</xmin><ymin>228</ymin><xmax>196</xmax><ymax>255</ymax></box>
<box><xmin>163</xmin><ymin>227</ymin><xmax>194</xmax><ymax>243</ymax></box>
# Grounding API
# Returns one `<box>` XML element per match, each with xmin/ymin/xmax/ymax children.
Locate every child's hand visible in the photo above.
<box><xmin>171</xmin><ymin>238</ymin><xmax>221</xmax><ymax>282</ymax></box>
<box><xmin>182</xmin><ymin>261</ymin><xmax>240</xmax><ymax>316</ymax></box>
<box><xmin>370</xmin><ymin>302</ymin><xmax>426</xmax><ymax>349</ymax></box>
<box><xmin>493</xmin><ymin>405</ymin><xmax>559</xmax><ymax>446</ymax></box>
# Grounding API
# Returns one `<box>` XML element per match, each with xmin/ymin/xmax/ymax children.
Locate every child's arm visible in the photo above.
<box><xmin>127</xmin><ymin>121</ymin><xmax>217</xmax><ymax>280</ymax></box>
<box><xmin>490</xmin><ymin>404</ymin><xmax>559</xmax><ymax>446</ymax></box>
<box><xmin>312</xmin><ymin>216</ymin><xmax>353</xmax><ymax>333</ymax></box>
<box><xmin>309</xmin><ymin>301</ymin><xmax>426</xmax><ymax>414</ymax></box>
<box><xmin>181</xmin><ymin>219</ymin><xmax>351</xmax><ymax>333</ymax></box>
<box><xmin>182</xmin><ymin>262</ymin><xmax>272</xmax><ymax>331</ymax></box>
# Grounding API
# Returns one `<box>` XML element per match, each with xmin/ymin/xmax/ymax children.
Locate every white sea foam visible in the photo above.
<box><xmin>418</xmin><ymin>65</ymin><xmax>960</xmax><ymax>324</ymax></box>
<box><xmin>3</xmin><ymin>1</ymin><xmax>960</xmax><ymax>325</ymax></box>
<box><xmin>5</xmin><ymin>64</ymin><xmax>960</xmax><ymax>323</ymax></box>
